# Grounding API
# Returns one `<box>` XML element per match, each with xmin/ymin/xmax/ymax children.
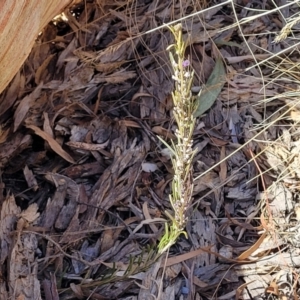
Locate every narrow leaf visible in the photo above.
<box><xmin>26</xmin><ymin>124</ymin><xmax>75</xmax><ymax>164</ymax></box>
<box><xmin>194</xmin><ymin>57</ymin><xmax>226</xmax><ymax>117</ymax></box>
<box><xmin>237</xmin><ymin>231</ymin><xmax>268</xmax><ymax>260</ymax></box>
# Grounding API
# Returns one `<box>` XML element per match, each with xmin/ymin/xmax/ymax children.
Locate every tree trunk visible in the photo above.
<box><xmin>0</xmin><ymin>0</ymin><xmax>72</xmax><ymax>95</ymax></box>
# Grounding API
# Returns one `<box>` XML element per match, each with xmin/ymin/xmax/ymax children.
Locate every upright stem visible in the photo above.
<box><xmin>158</xmin><ymin>24</ymin><xmax>198</xmax><ymax>254</ymax></box>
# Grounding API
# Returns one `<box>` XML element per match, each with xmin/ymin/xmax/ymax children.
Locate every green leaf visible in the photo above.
<box><xmin>194</xmin><ymin>57</ymin><xmax>226</xmax><ymax>118</ymax></box>
<box><xmin>215</xmin><ymin>39</ymin><xmax>244</xmax><ymax>50</ymax></box>
<box><xmin>157</xmin><ymin>135</ymin><xmax>176</xmax><ymax>156</ymax></box>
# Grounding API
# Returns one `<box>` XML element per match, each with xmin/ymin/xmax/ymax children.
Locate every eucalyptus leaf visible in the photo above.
<box><xmin>194</xmin><ymin>57</ymin><xmax>226</xmax><ymax>118</ymax></box>
<box><xmin>215</xmin><ymin>40</ymin><xmax>244</xmax><ymax>50</ymax></box>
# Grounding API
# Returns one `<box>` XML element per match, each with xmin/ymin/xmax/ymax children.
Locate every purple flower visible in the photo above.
<box><xmin>182</xmin><ymin>60</ymin><xmax>190</xmax><ymax>68</ymax></box>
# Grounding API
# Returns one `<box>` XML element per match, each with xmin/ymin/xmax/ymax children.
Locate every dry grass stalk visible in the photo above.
<box><xmin>274</xmin><ymin>15</ymin><xmax>300</xmax><ymax>43</ymax></box>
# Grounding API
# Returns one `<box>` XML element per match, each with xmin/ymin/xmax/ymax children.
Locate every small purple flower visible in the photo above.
<box><xmin>182</xmin><ymin>60</ymin><xmax>190</xmax><ymax>68</ymax></box>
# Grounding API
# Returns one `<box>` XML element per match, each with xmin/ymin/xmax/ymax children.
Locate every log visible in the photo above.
<box><xmin>0</xmin><ymin>0</ymin><xmax>72</xmax><ymax>95</ymax></box>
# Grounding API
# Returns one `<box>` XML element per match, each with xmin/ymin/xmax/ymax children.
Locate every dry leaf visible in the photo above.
<box><xmin>237</xmin><ymin>232</ymin><xmax>268</xmax><ymax>261</ymax></box>
<box><xmin>13</xmin><ymin>84</ymin><xmax>43</xmax><ymax>132</ymax></box>
<box><xmin>162</xmin><ymin>246</ymin><xmax>213</xmax><ymax>267</ymax></box>
<box><xmin>93</xmin><ymin>70</ymin><xmax>136</xmax><ymax>84</ymax></box>
<box><xmin>35</xmin><ymin>54</ymin><xmax>56</xmax><ymax>84</ymax></box>
<box><xmin>152</xmin><ymin>126</ymin><xmax>176</xmax><ymax>140</ymax></box>
<box><xmin>0</xmin><ymin>127</ymin><xmax>10</xmax><ymax>144</ymax></box>
<box><xmin>43</xmin><ymin>112</ymin><xmax>54</xmax><ymax>138</ymax></box>
<box><xmin>23</xmin><ymin>165</ymin><xmax>39</xmax><ymax>192</ymax></box>
<box><xmin>0</xmin><ymin>71</ymin><xmax>21</xmax><ymax>118</ymax></box>
<box><xmin>26</xmin><ymin>124</ymin><xmax>75</xmax><ymax>163</ymax></box>
<box><xmin>219</xmin><ymin>146</ymin><xmax>227</xmax><ymax>182</ymax></box>
<box><xmin>235</xmin><ymin>280</ymin><xmax>256</xmax><ymax>300</ymax></box>
<box><xmin>19</xmin><ymin>203</ymin><xmax>40</xmax><ymax>224</ymax></box>
<box><xmin>0</xmin><ymin>195</ymin><xmax>21</xmax><ymax>264</ymax></box>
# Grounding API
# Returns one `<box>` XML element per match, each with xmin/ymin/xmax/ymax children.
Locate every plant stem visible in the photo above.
<box><xmin>158</xmin><ymin>24</ymin><xmax>198</xmax><ymax>254</ymax></box>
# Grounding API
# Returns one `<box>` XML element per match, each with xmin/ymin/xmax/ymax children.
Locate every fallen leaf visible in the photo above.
<box><xmin>19</xmin><ymin>203</ymin><xmax>40</xmax><ymax>224</ymax></box>
<box><xmin>14</xmin><ymin>84</ymin><xmax>42</xmax><ymax>132</ymax></box>
<box><xmin>237</xmin><ymin>231</ymin><xmax>268</xmax><ymax>260</ymax></box>
<box><xmin>265</xmin><ymin>280</ymin><xmax>279</xmax><ymax>296</ymax></box>
<box><xmin>161</xmin><ymin>246</ymin><xmax>213</xmax><ymax>267</ymax></box>
<box><xmin>26</xmin><ymin>124</ymin><xmax>75</xmax><ymax>164</ymax></box>
<box><xmin>152</xmin><ymin>126</ymin><xmax>176</xmax><ymax>140</ymax></box>
<box><xmin>0</xmin><ymin>127</ymin><xmax>10</xmax><ymax>144</ymax></box>
<box><xmin>23</xmin><ymin>165</ymin><xmax>39</xmax><ymax>191</ymax></box>
<box><xmin>235</xmin><ymin>280</ymin><xmax>256</xmax><ymax>300</ymax></box>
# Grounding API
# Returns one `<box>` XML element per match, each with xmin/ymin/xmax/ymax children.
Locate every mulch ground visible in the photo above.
<box><xmin>1</xmin><ymin>0</ymin><xmax>300</xmax><ymax>299</ymax></box>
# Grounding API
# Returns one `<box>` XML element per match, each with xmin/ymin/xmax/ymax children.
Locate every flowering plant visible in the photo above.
<box><xmin>158</xmin><ymin>24</ymin><xmax>199</xmax><ymax>253</ymax></box>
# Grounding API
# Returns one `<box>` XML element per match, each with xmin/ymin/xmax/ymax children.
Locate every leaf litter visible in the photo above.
<box><xmin>0</xmin><ymin>0</ymin><xmax>300</xmax><ymax>299</ymax></box>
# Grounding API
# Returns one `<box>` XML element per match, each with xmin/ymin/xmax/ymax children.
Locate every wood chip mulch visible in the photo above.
<box><xmin>0</xmin><ymin>0</ymin><xmax>300</xmax><ymax>299</ymax></box>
